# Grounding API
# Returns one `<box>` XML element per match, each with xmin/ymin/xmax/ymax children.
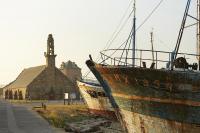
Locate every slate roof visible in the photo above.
<box><xmin>4</xmin><ymin>65</ymin><xmax>46</xmax><ymax>89</ymax></box>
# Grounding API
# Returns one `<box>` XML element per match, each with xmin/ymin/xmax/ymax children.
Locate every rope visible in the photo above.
<box><xmin>84</xmin><ymin>0</ymin><xmax>165</xmax><ymax>78</ymax></box>
<box><xmin>83</xmin><ymin>0</ymin><xmax>134</xmax><ymax>78</ymax></box>
<box><xmin>102</xmin><ymin>0</ymin><xmax>134</xmax><ymax>51</ymax></box>
<box><xmin>136</xmin><ymin>0</ymin><xmax>165</xmax><ymax>31</ymax></box>
<box><xmin>113</xmin><ymin>0</ymin><xmax>165</xmax><ymax>64</ymax></box>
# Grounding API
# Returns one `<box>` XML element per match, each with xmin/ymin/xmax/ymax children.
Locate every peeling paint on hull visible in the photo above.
<box><xmin>77</xmin><ymin>81</ymin><xmax>116</xmax><ymax>119</ymax></box>
<box><xmin>86</xmin><ymin>60</ymin><xmax>200</xmax><ymax>133</ymax></box>
<box><xmin>120</xmin><ymin>109</ymin><xmax>200</xmax><ymax>133</ymax></box>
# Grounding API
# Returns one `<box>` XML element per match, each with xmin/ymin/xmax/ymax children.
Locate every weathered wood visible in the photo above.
<box><xmin>65</xmin><ymin>118</ymin><xmax>122</xmax><ymax>133</ymax></box>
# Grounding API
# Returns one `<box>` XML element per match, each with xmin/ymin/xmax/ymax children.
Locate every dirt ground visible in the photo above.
<box><xmin>33</xmin><ymin>104</ymin><xmax>123</xmax><ymax>133</ymax></box>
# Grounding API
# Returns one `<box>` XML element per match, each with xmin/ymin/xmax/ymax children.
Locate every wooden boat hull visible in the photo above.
<box><xmin>119</xmin><ymin>109</ymin><xmax>200</xmax><ymax>133</ymax></box>
<box><xmin>86</xmin><ymin>60</ymin><xmax>200</xmax><ymax>133</ymax></box>
<box><xmin>77</xmin><ymin>80</ymin><xmax>116</xmax><ymax>119</ymax></box>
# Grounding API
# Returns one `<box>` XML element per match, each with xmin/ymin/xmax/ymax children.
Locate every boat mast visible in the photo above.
<box><xmin>132</xmin><ymin>0</ymin><xmax>136</xmax><ymax>66</ymax></box>
<box><xmin>197</xmin><ymin>0</ymin><xmax>200</xmax><ymax>70</ymax></box>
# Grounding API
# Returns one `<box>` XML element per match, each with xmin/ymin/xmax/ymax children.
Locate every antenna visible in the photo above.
<box><xmin>150</xmin><ymin>29</ymin><xmax>155</xmax><ymax>63</ymax></box>
<box><xmin>132</xmin><ymin>0</ymin><xmax>136</xmax><ymax>66</ymax></box>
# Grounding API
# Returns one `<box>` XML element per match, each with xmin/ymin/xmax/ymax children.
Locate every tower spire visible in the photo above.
<box><xmin>47</xmin><ymin>34</ymin><xmax>54</xmax><ymax>55</ymax></box>
<box><xmin>45</xmin><ymin>34</ymin><xmax>57</xmax><ymax>67</ymax></box>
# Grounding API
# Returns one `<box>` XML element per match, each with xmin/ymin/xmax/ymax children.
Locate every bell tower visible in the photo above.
<box><xmin>44</xmin><ymin>34</ymin><xmax>57</xmax><ymax>67</ymax></box>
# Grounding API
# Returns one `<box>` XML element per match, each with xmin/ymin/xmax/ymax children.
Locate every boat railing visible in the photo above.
<box><xmin>100</xmin><ymin>49</ymin><xmax>200</xmax><ymax>69</ymax></box>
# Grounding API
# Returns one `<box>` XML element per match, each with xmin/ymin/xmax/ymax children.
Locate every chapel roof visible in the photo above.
<box><xmin>4</xmin><ymin>65</ymin><xmax>46</xmax><ymax>89</ymax></box>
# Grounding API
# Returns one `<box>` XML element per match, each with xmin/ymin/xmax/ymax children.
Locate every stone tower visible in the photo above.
<box><xmin>60</xmin><ymin>61</ymin><xmax>82</xmax><ymax>83</ymax></box>
<box><xmin>44</xmin><ymin>34</ymin><xmax>57</xmax><ymax>68</ymax></box>
<box><xmin>60</xmin><ymin>61</ymin><xmax>82</xmax><ymax>99</ymax></box>
<box><xmin>44</xmin><ymin>34</ymin><xmax>57</xmax><ymax>89</ymax></box>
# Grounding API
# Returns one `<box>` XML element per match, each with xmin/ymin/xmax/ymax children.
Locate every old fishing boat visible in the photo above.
<box><xmin>86</xmin><ymin>0</ymin><xmax>200</xmax><ymax>132</ymax></box>
<box><xmin>77</xmin><ymin>80</ymin><xmax>116</xmax><ymax>119</ymax></box>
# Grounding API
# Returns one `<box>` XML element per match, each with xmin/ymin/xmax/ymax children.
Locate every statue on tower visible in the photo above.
<box><xmin>47</xmin><ymin>34</ymin><xmax>54</xmax><ymax>55</ymax></box>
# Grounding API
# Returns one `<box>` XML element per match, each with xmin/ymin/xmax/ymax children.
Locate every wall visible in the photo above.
<box><xmin>28</xmin><ymin>67</ymin><xmax>74</xmax><ymax>100</ymax></box>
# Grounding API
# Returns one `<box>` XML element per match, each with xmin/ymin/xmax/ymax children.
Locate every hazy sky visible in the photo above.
<box><xmin>0</xmin><ymin>0</ymin><xmax>197</xmax><ymax>84</ymax></box>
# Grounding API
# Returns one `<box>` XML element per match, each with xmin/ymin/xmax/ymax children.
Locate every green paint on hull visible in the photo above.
<box><xmin>114</xmin><ymin>96</ymin><xmax>200</xmax><ymax>124</ymax></box>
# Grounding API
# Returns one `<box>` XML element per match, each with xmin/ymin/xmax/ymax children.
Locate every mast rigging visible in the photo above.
<box><xmin>172</xmin><ymin>0</ymin><xmax>191</xmax><ymax>68</ymax></box>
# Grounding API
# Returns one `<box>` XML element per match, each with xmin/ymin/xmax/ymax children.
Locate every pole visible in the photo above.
<box><xmin>150</xmin><ymin>31</ymin><xmax>155</xmax><ymax>63</ymax></box>
<box><xmin>197</xmin><ymin>0</ymin><xmax>200</xmax><ymax>70</ymax></box>
<box><xmin>132</xmin><ymin>0</ymin><xmax>136</xmax><ymax>66</ymax></box>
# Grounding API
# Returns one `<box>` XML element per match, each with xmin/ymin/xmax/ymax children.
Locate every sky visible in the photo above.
<box><xmin>0</xmin><ymin>0</ymin><xmax>197</xmax><ymax>85</ymax></box>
